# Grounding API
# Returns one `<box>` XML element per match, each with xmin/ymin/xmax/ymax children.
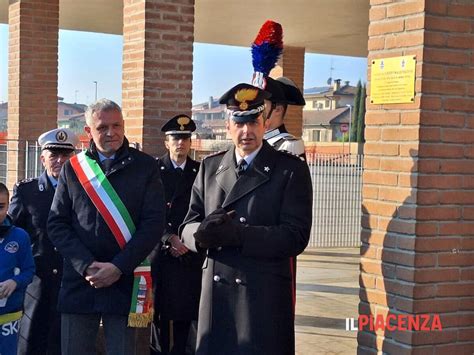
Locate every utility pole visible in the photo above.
<box><xmin>93</xmin><ymin>81</ymin><xmax>98</xmax><ymax>102</ymax></box>
<box><xmin>346</xmin><ymin>104</ymin><xmax>352</xmax><ymax>155</ymax></box>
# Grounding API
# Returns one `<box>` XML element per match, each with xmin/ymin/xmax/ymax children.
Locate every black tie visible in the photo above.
<box><xmin>175</xmin><ymin>167</ymin><xmax>184</xmax><ymax>175</ymax></box>
<box><xmin>236</xmin><ymin>159</ymin><xmax>248</xmax><ymax>177</ymax></box>
<box><xmin>102</xmin><ymin>159</ymin><xmax>113</xmax><ymax>174</ymax></box>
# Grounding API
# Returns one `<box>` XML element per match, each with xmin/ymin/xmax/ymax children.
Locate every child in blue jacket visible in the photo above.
<box><xmin>0</xmin><ymin>182</ymin><xmax>34</xmax><ymax>355</ymax></box>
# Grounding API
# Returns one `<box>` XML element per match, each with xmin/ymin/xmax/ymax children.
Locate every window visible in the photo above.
<box><xmin>325</xmin><ymin>100</ymin><xmax>330</xmax><ymax>108</ymax></box>
<box><xmin>311</xmin><ymin>130</ymin><xmax>321</xmax><ymax>141</ymax></box>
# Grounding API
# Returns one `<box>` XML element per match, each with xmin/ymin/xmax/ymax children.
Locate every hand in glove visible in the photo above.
<box><xmin>194</xmin><ymin>209</ymin><xmax>242</xmax><ymax>248</ymax></box>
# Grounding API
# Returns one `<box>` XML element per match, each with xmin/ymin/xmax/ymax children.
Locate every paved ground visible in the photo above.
<box><xmin>295</xmin><ymin>248</ymin><xmax>360</xmax><ymax>355</ymax></box>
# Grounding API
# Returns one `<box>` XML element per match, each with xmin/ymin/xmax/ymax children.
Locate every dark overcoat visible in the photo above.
<box><xmin>152</xmin><ymin>153</ymin><xmax>203</xmax><ymax>320</ymax></box>
<box><xmin>9</xmin><ymin>172</ymin><xmax>62</xmax><ymax>355</ymax></box>
<box><xmin>47</xmin><ymin>139</ymin><xmax>165</xmax><ymax>315</ymax></box>
<box><xmin>180</xmin><ymin>141</ymin><xmax>313</xmax><ymax>355</ymax></box>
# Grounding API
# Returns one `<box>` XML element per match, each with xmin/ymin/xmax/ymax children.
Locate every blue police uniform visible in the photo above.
<box><xmin>9</xmin><ymin>127</ymin><xmax>78</xmax><ymax>355</ymax></box>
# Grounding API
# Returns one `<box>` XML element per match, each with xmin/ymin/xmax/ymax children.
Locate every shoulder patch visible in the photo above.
<box><xmin>5</xmin><ymin>241</ymin><xmax>19</xmax><ymax>253</ymax></box>
<box><xmin>16</xmin><ymin>178</ymin><xmax>35</xmax><ymax>187</ymax></box>
<box><xmin>277</xmin><ymin>149</ymin><xmax>304</xmax><ymax>161</ymax></box>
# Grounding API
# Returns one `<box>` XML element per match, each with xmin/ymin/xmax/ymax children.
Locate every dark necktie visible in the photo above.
<box><xmin>175</xmin><ymin>167</ymin><xmax>184</xmax><ymax>175</ymax></box>
<box><xmin>236</xmin><ymin>159</ymin><xmax>248</xmax><ymax>177</ymax></box>
<box><xmin>102</xmin><ymin>158</ymin><xmax>113</xmax><ymax>174</ymax></box>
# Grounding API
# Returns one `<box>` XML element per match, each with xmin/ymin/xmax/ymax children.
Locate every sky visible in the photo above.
<box><xmin>0</xmin><ymin>25</ymin><xmax>367</xmax><ymax>106</ymax></box>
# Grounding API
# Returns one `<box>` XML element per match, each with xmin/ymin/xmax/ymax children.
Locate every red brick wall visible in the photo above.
<box><xmin>360</xmin><ymin>0</ymin><xmax>474</xmax><ymax>353</ymax></box>
<box><xmin>270</xmin><ymin>46</ymin><xmax>305</xmax><ymax>137</ymax></box>
<box><xmin>122</xmin><ymin>0</ymin><xmax>194</xmax><ymax>157</ymax></box>
<box><xmin>7</xmin><ymin>0</ymin><xmax>59</xmax><ymax>186</ymax></box>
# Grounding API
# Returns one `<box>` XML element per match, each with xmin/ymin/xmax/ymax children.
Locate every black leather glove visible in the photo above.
<box><xmin>194</xmin><ymin>209</ymin><xmax>242</xmax><ymax>248</ymax></box>
<box><xmin>196</xmin><ymin>208</ymin><xmax>229</xmax><ymax>232</ymax></box>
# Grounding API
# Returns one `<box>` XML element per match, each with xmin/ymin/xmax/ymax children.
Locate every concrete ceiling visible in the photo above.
<box><xmin>0</xmin><ymin>0</ymin><xmax>369</xmax><ymax>57</ymax></box>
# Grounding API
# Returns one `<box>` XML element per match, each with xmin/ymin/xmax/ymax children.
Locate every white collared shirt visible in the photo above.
<box><xmin>98</xmin><ymin>152</ymin><xmax>116</xmax><ymax>162</ymax></box>
<box><xmin>47</xmin><ymin>175</ymin><xmax>58</xmax><ymax>189</ymax></box>
<box><xmin>234</xmin><ymin>143</ymin><xmax>263</xmax><ymax>168</ymax></box>
<box><xmin>171</xmin><ymin>159</ymin><xmax>186</xmax><ymax>170</ymax></box>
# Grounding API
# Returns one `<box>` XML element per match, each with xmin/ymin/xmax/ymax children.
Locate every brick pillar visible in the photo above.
<box><xmin>122</xmin><ymin>0</ymin><xmax>194</xmax><ymax>157</ymax></box>
<box><xmin>7</xmin><ymin>0</ymin><xmax>59</xmax><ymax>187</ymax></box>
<box><xmin>270</xmin><ymin>46</ymin><xmax>305</xmax><ymax>137</ymax></box>
<box><xmin>359</xmin><ymin>0</ymin><xmax>474</xmax><ymax>354</ymax></box>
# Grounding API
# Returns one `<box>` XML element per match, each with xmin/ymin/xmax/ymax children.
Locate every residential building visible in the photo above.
<box><xmin>190</xmin><ymin>80</ymin><xmax>357</xmax><ymax>144</ymax></box>
<box><xmin>303</xmin><ymin>79</ymin><xmax>357</xmax><ymax>111</ymax></box>
<box><xmin>0</xmin><ymin>102</ymin><xmax>7</xmax><ymax>131</ymax></box>
<box><xmin>192</xmin><ymin>96</ymin><xmax>226</xmax><ymax>122</ymax></box>
<box><xmin>303</xmin><ymin>79</ymin><xmax>357</xmax><ymax>142</ymax></box>
<box><xmin>303</xmin><ymin>106</ymin><xmax>351</xmax><ymax>142</ymax></box>
<box><xmin>0</xmin><ymin>99</ymin><xmax>87</xmax><ymax>135</ymax></box>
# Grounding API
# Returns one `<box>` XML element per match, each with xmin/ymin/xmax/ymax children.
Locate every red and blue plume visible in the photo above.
<box><xmin>251</xmin><ymin>20</ymin><xmax>283</xmax><ymax>89</ymax></box>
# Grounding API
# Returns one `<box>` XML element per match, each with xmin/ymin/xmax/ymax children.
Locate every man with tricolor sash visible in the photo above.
<box><xmin>48</xmin><ymin>99</ymin><xmax>165</xmax><ymax>355</ymax></box>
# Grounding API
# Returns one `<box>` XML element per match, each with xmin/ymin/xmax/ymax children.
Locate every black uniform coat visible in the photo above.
<box><xmin>9</xmin><ymin>172</ymin><xmax>62</xmax><ymax>355</ymax></box>
<box><xmin>180</xmin><ymin>141</ymin><xmax>313</xmax><ymax>355</ymax></box>
<box><xmin>47</xmin><ymin>139</ymin><xmax>165</xmax><ymax>315</ymax></box>
<box><xmin>152</xmin><ymin>153</ymin><xmax>203</xmax><ymax>320</ymax></box>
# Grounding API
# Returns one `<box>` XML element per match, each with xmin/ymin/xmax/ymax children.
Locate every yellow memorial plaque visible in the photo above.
<box><xmin>370</xmin><ymin>56</ymin><xmax>416</xmax><ymax>104</ymax></box>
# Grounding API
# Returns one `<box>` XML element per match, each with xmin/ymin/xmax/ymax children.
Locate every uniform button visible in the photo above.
<box><xmin>167</xmin><ymin>202</ymin><xmax>171</xmax><ymax>207</ymax></box>
<box><xmin>168</xmin><ymin>222</ymin><xmax>172</xmax><ymax>226</ymax></box>
<box><xmin>235</xmin><ymin>278</ymin><xmax>242</xmax><ymax>285</ymax></box>
<box><xmin>216</xmin><ymin>247</ymin><xmax>222</xmax><ymax>251</ymax></box>
<box><xmin>239</xmin><ymin>217</ymin><xmax>246</xmax><ymax>223</ymax></box>
<box><xmin>54</xmin><ymin>247</ymin><xmax>58</xmax><ymax>252</ymax></box>
<box><xmin>52</xmin><ymin>269</ymin><xmax>58</xmax><ymax>274</ymax></box>
<box><xmin>213</xmin><ymin>275</ymin><xmax>221</xmax><ymax>282</ymax></box>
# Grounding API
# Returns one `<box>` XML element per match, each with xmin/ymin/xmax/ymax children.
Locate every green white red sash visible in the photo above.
<box><xmin>70</xmin><ymin>151</ymin><xmax>153</xmax><ymax>327</ymax></box>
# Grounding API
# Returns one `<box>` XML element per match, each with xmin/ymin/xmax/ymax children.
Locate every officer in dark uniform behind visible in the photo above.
<box><xmin>263</xmin><ymin>76</ymin><xmax>307</xmax><ymax>160</ymax></box>
<box><xmin>150</xmin><ymin>115</ymin><xmax>203</xmax><ymax>355</ymax></box>
<box><xmin>9</xmin><ymin>128</ymin><xmax>79</xmax><ymax>355</ymax></box>
<box><xmin>262</xmin><ymin>76</ymin><xmax>307</xmax><ymax>310</ymax></box>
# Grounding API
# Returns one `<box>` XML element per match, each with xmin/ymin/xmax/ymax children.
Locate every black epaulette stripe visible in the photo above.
<box><xmin>204</xmin><ymin>150</ymin><xmax>227</xmax><ymax>159</ymax></box>
<box><xmin>277</xmin><ymin>150</ymin><xmax>302</xmax><ymax>160</ymax></box>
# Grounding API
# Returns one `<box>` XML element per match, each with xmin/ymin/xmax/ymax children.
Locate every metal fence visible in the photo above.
<box><xmin>0</xmin><ymin>144</ymin><xmax>7</xmax><ymax>184</ymax></box>
<box><xmin>0</xmin><ymin>140</ymin><xmax>363</xmax><ymax>248</ymax></box>
<box><xmin>0</xmin><ymin>140</ymin><xmax>90</xmax><ymax>185</ymax></box>
<box><xmin>0</xmin><ymin>140</ymin><xmax>45</xmax><ymax>184</ymax></box>
<box><xmin>307</xmin><ymin>153</ymin><xmax>363</xmax><ymax>248</ymax></box>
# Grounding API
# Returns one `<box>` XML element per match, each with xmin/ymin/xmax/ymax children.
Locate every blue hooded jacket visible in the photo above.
<box><xmin>0</xmin><ymin>217</ymin><xmax>35</xmax><ymax>315</ymax></box>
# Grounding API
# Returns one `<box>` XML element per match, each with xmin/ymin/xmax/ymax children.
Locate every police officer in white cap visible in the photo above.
<box><xmin>9</xmin><ymin>128</ymin><xmax>78</xmax><ymax>355</ymax></box>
